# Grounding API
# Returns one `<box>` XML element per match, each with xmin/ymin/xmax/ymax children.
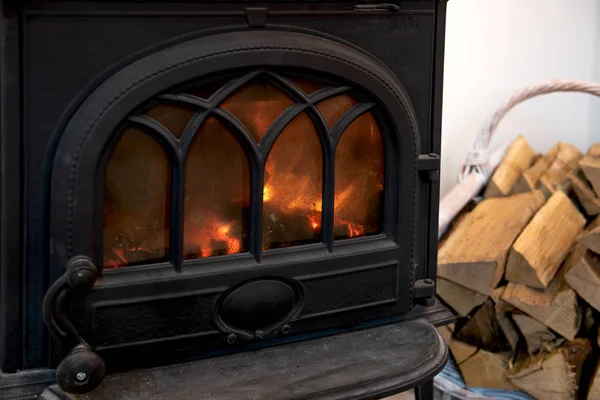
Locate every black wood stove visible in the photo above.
<box><xmin>0</xmin><ymin>0</ymin><xmax>450</xmax><ymax>398</ymax></box>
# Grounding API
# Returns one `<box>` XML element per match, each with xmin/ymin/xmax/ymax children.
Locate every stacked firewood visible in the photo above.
<box><xmin>437</xmin><ymin>137</ymin><xmax>600</xmax><ymax>399</ymax></box>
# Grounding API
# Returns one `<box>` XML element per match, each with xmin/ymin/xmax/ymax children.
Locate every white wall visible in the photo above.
<box><xmin>440</xmin><ymin>0</ymin><xmax>600</xmax><ymax>196</ymax></box>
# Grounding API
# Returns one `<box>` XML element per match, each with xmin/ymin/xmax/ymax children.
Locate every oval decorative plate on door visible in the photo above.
<box><xmin>215</xmin><ymin>278</ymin><xmax>305</xmax><ymax>340</ymax></box>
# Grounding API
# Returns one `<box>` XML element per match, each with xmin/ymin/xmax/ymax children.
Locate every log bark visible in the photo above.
<box><xmin>436</xmin><ymin>278</ymin><xmax>488</xmax><ymax>317</ymax></box>
<box><xmin>502</xmin><ymin>261</ymin><xmax>582</xmax><ymax>340</ymax></box>
<box><xmin>453</xmin><ymin>300</ymin><xmax>513</xmax><ymax>352</ymax></box>
<box><xmin>509</xmin><ymin>339</ymin><xmax>592</xmax><ymax>400</ymax></box>
<box><xmin>438</xmin><ymin>191</ymin><xmax>546</xmax><ymax>295</ymax></box>
<box><xmin>577</xmin><ymin>216</ymin><xmax>600</xmax><ymax>254</ymax></box>
<box><xmin>580</xmin><ymin>144</ymin><xmax>600</xmax><ymax>197</ymax></box>
<box><xmin>569</xmin><ymin>169</ymin><xmax>600</xmax><ymax>216</ymax></box>
<box><xmin>512</xmin><ymin>312</ymin><xmax>556</xmax><ymax>353</ymax></box>
<box><xmin>485</xmin><ymin>135</ymin><xmax>536</xmax><ymax>198</ymax></box>
<box><xmin>513</xmin><ymin>156</ymin><xmax>550</xmax><ymax>194</ymax></box>
<box><xmin>505</xmin><ymin>190</ymin><xmax>586</xmax><ymax>288</ymax></box>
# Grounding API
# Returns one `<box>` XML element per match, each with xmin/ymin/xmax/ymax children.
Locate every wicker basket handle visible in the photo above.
<box><xmin>459</xmin><ymin>79</ymin><xmax>600</xmax><ymax>181</ymax></box>
<box><xmin>440</xmin><ymin>80</ymin><xmax>600</xmax><ymax>237</ymax></box>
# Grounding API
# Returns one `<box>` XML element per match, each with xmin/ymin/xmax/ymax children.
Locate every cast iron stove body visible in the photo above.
<box><xmin>0</xmin><ymin>0</ymin><xmax>446</xmax><ymax>394</ymax></box>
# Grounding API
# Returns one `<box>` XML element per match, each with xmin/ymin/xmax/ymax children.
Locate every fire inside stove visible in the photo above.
<box><xmin>102</xmin><ymin>76</ymin><xmax>385</xmax><ymax>268</ymax></box>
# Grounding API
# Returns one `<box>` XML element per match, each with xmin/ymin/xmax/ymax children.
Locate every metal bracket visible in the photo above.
<box><xmin>246</xmin><ymin>7</ymin><xmax>269</xmax><ymax>28</ymax></box>
<box><xmin>42</xmin><ymin>256</ymin><xmax>105</xmax><ymax>394</ymax></box>
<box><xmin>418</xmin><ymin>153</ymin><xmax>440</xmax><ymax>181</ymax></box>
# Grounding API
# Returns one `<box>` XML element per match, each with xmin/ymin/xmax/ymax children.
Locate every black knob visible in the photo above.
<box><xmin>56</xmin><ymin>346</ymin><xmax>105</xmax><ymax>394</ymax></box>
<box><xmin>67</xmin><ymin>256</ymin><xmax>98</xmax><ymax>290</ymax></box>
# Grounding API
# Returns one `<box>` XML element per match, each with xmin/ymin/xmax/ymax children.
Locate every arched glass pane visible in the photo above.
<box><xmin>317</xmin><ymin>95</ymin><xmax>358</xmax><ymax>129</ymax></box>
<box><xmin>334</xmin><ymin>113</ymin><xmax>384</xmax><ymax>240</ymax></box>
<box><xmin>221</xmin><ymin>80</ymin><xmax>293</xmax><ymax>143</ymax></box>
<box><xmin>103</xmin><ymin>128</ymin><xmax>171</xmax><ymax>268</ymax></box>
<box><xmin>145</xmin><ymin>104</ymin><xmax>195</xmax><ymax>139</ymax></box>
<box><xmin>263</xmin><ymin>113</ymin><xmax>323</xmax><ymax>250</ymax></box>
<box><xmin>184</xmin><ymin>118</ymin><xmax>250</xmax><ymax>259</ymax></box>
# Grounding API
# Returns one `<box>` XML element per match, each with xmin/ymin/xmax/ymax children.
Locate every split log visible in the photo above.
<box><xmin>438</xmin><ymin>191</ymin><xmax>546</xmax><ymax>295</ymax></box>
<box><xmin>453</xmin><ymin>300</ymin><xmax>513</xmax><ymax>352</ymax></box>
<box><xmin>588</xmin><ymin>366</ymin><xmax>600</xmax><ymax>400</ymax></box>
<box><xmin>436</xmin><ymin>278</ymin><xmax>487</xmax><ymax>317</ymax></box>
<box><xmin>513</xmin><ymin>156</ymin><xmax>550</xmax><ymax>194</ymax></box>
<box><xmin>485</xmin><ymin>135</ymin><xmax>536</xmax><ymax>198</ymax></box>
<box><xmin>565</xmin><ymin>244</ymin><xmax>600</xmax><ymax>312</ymax></box>
<box><xmin>491</xmin><ymin>286</ymin><xmax>515</xmax><ymax>313</ymax></box>
<box><xmin>580</xmin><ymin>144</ymin><xmax>600</xmax><ymax>197</ymax></box>
<box><xmin>438</xmin><ymin>325</ymin><xmax>517</xmax><ymax>390</ymax></box>
<box><xmin>437</xmin><ymin>201</ymin><xmax>475</xmax><ymax>250</ymax></box>
<box><xmin>589</xmin><ymin>143</ymin><xmax>600</xmax><ymax>157</ymax></box>
<box><xmin>508</xmin><ymin>339</ymin><xmax>591</xmax><ymax>400</ymax></box>
<box><xmin>512</xmin><ymin>312</ymin><xmax>556</xmax><ymax>353</ymax></box>
<box><xmin>505</xmin><ymin>190</ymin><xmax>586</xmax><ymax>288</ymax></box>
<box><xmin>502</xmin><ymin>262</ymin><xmax>581</xmax><ymax>340</ymax></box>
<box><xmin>436</xmin><ymin>324</ymin><xmax>454</xmax><ymax>343</ymax></box>
<box><xmin>569</xmin><ymin>169</ymin><xmax>600</xmax><ymax>216</ymax></box>
<box><xmin>539</xmin><ymin>143</ymin><xmax>583</xmax><ymax>197</ymax></box>
<box><xmin>544</xmin><ymin>142</ymin><xmax>562</xmax><ymax>164</ymax></box>
<box><xmin>577</xmin><ymin>216</ymin><xmax>600</xmax><ymax>254</ymax></box>
<box><xmin>495</xmin><ymin>312</ymin><xmax>520</xmax><ymax>351</ymax></box>
<box><xmin>457</xmin><ymin>349</ymin><xmax>517</xmax><ymax>391</ymax></box>
<box><xmin>583</xmin><ymin>306</ymin><xmax>596</xmax><ymax>331</ymax></box>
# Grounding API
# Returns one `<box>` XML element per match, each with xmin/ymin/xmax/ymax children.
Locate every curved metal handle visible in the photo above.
<box><xmin>42</xmin><ymin>256</ymin><xmax>105</xmax><ymax>394</ymax></box>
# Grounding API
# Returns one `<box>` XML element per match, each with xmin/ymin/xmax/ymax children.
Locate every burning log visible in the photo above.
<box><xmin>484</xmin><ymin>135</ymin><xmax>536</xmax><ymax>198</ymax></box>
<box><xmin>438</xmin><ymin>190</ymin><xmax>546</xmax><ymax>295</ymax></box>
<box><xmin>262</xmin><ymin>204</ymin><xmax>320</xmax><ymax>249</ymax></box>
<box><xmin>505</xmin><ymin>191</ymin><xmax>586</xmax><ymax>288</ymax></box>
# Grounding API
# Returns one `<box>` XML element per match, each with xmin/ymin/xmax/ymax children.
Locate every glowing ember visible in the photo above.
<box><xmin>263</xmin><ymin>185</ymin><xmax>273</xmax><ymax>202</ymax></box>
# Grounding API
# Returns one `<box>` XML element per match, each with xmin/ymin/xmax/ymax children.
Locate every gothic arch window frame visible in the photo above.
<box><xmin>48</xmin><ymin>30</ymin><xmax>419</xmax><ymax>284</ymax></box>
<box><xmin>99</xmin><ymin>69</ymin><xmax>391</xmax><ymax>269</ymax></box>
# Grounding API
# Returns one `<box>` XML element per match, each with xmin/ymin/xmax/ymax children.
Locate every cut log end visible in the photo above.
<box><xmin>506</xmin><ymin>190</ymin><xmax>586</xmax><ymax>288</ymax></box>
<box><xmin>485</xmin><ymin>135</ymin><xmax>536</xmax><ymax>198</ymax></box>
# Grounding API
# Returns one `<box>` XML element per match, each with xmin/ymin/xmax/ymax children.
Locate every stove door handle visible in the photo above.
<box><xmin>42</xmin><ymin>255</ymin><xmax>106</xmax><ymax>394</ymax></box>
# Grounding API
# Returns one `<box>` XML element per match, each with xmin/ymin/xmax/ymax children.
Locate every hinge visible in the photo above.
<box><xmin>245</xmin><ymin>7</ymin><xmax>269</xmax><ymax>28</ymax></box>
<box><xmin>414</xmin><ymin>278</ymin><xmax>435</xmax><ymax>306</ymax></box>
<box><xmin>354</xmin><ymin>3</ymin><xmax>400</xmax><ymax>13</ymax></box>
<box><xmin>418</xmin><ymin>153</ymin><xmax>440</xmax><ymax>181</ymax></box>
